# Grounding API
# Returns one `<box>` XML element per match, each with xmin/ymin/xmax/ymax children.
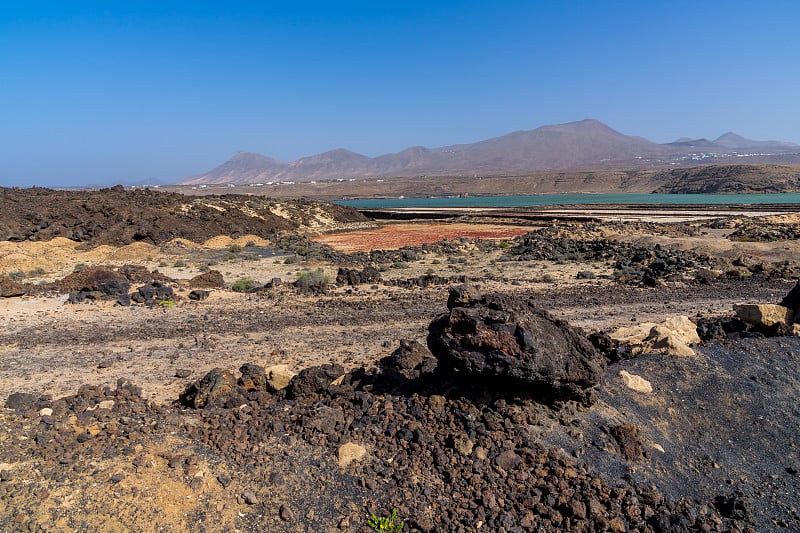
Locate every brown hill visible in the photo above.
<box><xmin>182</xmin><ymin>119</ymin><xmax>800</xmax><ymax>186</ymax></box>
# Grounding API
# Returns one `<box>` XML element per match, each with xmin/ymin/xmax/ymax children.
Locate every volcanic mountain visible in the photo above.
<box><xmin>181</xmin><ymin>119</ymin><xmax>799</xmax><ymax>185</ymax></box>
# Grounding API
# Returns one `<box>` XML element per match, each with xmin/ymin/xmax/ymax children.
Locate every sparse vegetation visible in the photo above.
<box><xmin>366</xmin><ymin>508</ymin><xmax>404</xmax><ymax>532</ymax></box>
<box><xmin>8</xmin><ymin>271</ymin><xmax>25</xmax><ymax>281</ymax></box>
<box><xmin>228</xmin><ymin>244</ymin><xmax>242</xmax><ymax>253</ymax></box>
<box><xmin>27</xmin><ymin>268</ymin><xmax>46</xmax><ymax>277</ymax></box>
<box><xmin>173</xmin><ymin>260</ymin><xmax>187</xmax><ymax>268</ymax></box>
<box><xmin>295</xmin><ymin>268</ymin><xmax>330</xmax><ymax>285</ymax></box>
<box><xmin>231</xmin><ymin>278</ymin><xmax>258</xmax><ymax>292</ymax></box>
<box><xmin>245</xmin><ymin>240</ymin><xmax>256</xmax><ymax>247</ymax></box>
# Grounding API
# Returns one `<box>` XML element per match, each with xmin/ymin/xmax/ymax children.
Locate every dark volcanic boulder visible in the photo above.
<box><xmin>427</xmin><ymin>286</ymin><xmax>605</xmax><ymax>404</ymax></box>
<box><xmin>190</xmin><ymin>270</ymin><xmax>225</xmax><ymax>288</ymax></box>
<box><xmin>180</xmin><ymin>368</ymin><xmax>240</xmax><ymax>409</ymax></box>
<box><xmin>285</xmin><ymin>364</ymin><xmax>345</xmax><ymax>401</ymax></box>
<box><xmin>779</xmin><ymin>280</ymin><xmax>800</xmax><ymax>319</ymax></box>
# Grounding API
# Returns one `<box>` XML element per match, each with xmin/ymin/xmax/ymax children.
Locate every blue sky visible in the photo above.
<box><xmin>2</xmin><ymin>1</ymin><xmax>799</xmax><ymax>186</ymax></box>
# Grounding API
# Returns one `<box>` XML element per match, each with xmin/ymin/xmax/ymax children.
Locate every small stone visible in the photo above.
<box><xmin>110</xmin><ymin>473</ymin><xmax>125</xmax><ymax>484</ymax></box>
<box><xmin>175</xmin><ymin>369</ymin><xmax>192</xmax><ymax>379</ymax></box>
<box><xmin>569</xmin><ymin>500</ymin><xmax>587</xmax><ymax>519</ymax></box>
<box><xmin>5</xmin><ymin>392</ymin><xmax>37</xmax><ymax>411</ymax></box>
<box><xmin>496</xmin><ymin>450</ymin><xmax>522</xmax><ymax>470</ymax></box>
<box><xmin>337</xmin><ymin>442</ymin><xmax>367</xmax><ymax>467</ymax></box>
<box><xmin>609</xmin><ymin>517</ymin><xmax>627</xmax><ymax>532</ymax></box>
<box><xmin>242</xmin><ymin>490</ymin><xmax>258</xmax><ymax>505</ymax></box>
<box><xmin>279</xmin><ymin>504</ymin><xmax>295</xmax><ymax>521</ymax></box>
<box><xmin>619</xmin><ymin>370</ymin><xmax>652</xmax><ymax>394</ymax></box>
<box><xmin>188</xmin><ymin>289</ymin><xmax>210</xmax><ymax>301</ymax></box>
<box><xmin>217</xmin><ymin>474</ymin><xmax>232</xmax><ymax>488</ymax></box>
<box><xmin>610</xmin><ymin>424</ymin><xmax>643</xmax><ymax>461</ymax></box>
<box><xmin>38</xmin><ymin>407</ymin><xmax>53</xmax><ymax>417</ymax></box>
<box><xmin>97</xmin><ymin>400</ymin><xmax>114</xmax><ymax>410</ymax></box>
<box><xmin>265</xmin><ymin>365</ymin><xmax>297</xmax><ymax>391</ymax></box>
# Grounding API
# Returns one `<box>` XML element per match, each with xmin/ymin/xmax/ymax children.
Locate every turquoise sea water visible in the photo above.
<box><xmin>337</xmin><ymin>193</ymin><xmax>800</xmax><ymax>209</ymax></box>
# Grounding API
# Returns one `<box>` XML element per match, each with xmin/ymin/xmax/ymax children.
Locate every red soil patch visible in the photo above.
<box><xmin>313</xmin><ymin>223</ymin><xmax>531</xmax><ymax>252</ymax></box>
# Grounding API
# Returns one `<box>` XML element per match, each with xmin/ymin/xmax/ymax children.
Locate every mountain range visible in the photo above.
<box><xmin>181</xmin><ymin>119</ymin><xmax>799</xmax><ymax>185</ymax></box>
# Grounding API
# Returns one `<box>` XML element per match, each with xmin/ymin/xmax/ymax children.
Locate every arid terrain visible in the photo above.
<box><xmin>1</xmin><ymin>187</ymin><xmax>800</xmax><ymax>532</ymax></box>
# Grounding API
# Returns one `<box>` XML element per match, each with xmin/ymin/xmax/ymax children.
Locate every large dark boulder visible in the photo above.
<box><xmin>180</xmin><ymin>368</ymin><xmax>240</xmax><ymax>409</ymax></box>
<box><xmin>285</xmin><ymin>364</ymin><xmax>345</xmax><ymax>401</ymax></box>
<box><xmin>427</xmin><ymin>286</ymin><xmax>605</xmax><ymax>404</ymax></box>
<box><xmin>779</xmin><ymin>280</ymin><xmax>800</xmax><ymax>319</ymax></box>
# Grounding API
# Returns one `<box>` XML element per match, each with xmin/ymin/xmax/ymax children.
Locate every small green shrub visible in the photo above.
<box><xmin>173</xmin><ymin>260</ymin><xmax>187</xmax><ymax>268</ymax></box>
<box><xmin>27</xmin><ymin>267</ymin><xmax>46</xmax><ymax>277</ymax></box>
<box><xmin>8</xmin><ymin>271</ymin><xmax>25</xmax><ymax>281</ymax></box>
<box><xmin>498</xmin><ymin>240</ymin><xmax>511</xmax><ymax>249</ymax></box>
<box><xmin>158</xmin><ymin>299</ymin><xmax>176</xmax><ymax>308</ymax></box>
<box><xmin>295</xmin><ymin>268</ymin><xmax>330</xmax><ymax>285</ymax></box>
<box><xmin>366</xmin><ymin>508</ymin><xmax>404</xmax><ymax>532</ymax></box>
<box><xmin>231</xmin><ymin>278</ymin><xmax>258</xmax><ymax>292</ymax></box>
<box><xmin>222</xmin><ymin>251</ymin><xmax>238</xmax><ymax>261</ymax></box>
<box><xmin>245</xmin><ymin>240</ymin><xmax>256</xmax><ymax>247</ymax></box>
<box><xmin>158</xmin><ymin>261</ymin><xmax>168</xmax><ymax>267</ymax></box>
<box><xmin>228</xmin><ymin>244</ymin><xmax>242</xmax><ymax>253</ymax></box>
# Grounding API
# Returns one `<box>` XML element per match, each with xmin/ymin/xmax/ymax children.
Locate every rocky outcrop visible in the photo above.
<box><xmin>335</xmin><ymin>266</ymin><xmax>381</xmax><ymax>286</ymax></box>
<box><xmin>0</xmin><ymin>277</ymin><xmax>26</xmax><ymax>298</ymax></box>
<box><xmin>427</xmin><ymin>286</ymin><xmax>605</xmax><ymax>404</ymax></box>
<box><xmin>610</xmin><ymin>316</ymin><xmax>701</xmax><ymax>356</ymax></box>
<box><xmin>734</xmin><ymin>304</ymin><xmax>794</xmax><ymax>334</ymax></box>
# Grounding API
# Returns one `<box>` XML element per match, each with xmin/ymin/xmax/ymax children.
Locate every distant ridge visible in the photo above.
<box><xmin>181</xmin><ymin>120</ymin><xmax>799</xmax><ymax>185</ymax></box>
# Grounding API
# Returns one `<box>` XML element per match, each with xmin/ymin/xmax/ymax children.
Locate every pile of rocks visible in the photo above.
<box><xmin>506</xmin><ymin>227</ymin><xmax>714</xmax><ymax>286</ymax></box>
<box><xmin>169</xmin><ymin>288</ymin><xmax>739</xmax><ymax>531</ymax></box>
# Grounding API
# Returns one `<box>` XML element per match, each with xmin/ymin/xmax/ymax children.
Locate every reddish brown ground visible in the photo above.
<box><xmin>312</xmin><ymin>222</ymin><xmax>531</xmax><ymax>252</ymax></box>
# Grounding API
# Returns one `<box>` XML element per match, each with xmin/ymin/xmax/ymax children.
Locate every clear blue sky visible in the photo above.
<box><xmin>2</xmin><ymin>1</ymin><xmax>799</xmax><ymax>187</ymax></box>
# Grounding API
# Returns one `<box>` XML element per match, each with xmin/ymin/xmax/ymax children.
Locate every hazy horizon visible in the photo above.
<box><xmin>2</xmin><ymin>1</ymin><xmax>799</xmax><ymax>187</ymax></box>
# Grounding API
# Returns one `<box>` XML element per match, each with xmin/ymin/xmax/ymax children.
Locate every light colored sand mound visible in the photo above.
<box><xmin>44</xmin><ymin>237</ymin><xmax>82</xmax><ymax>249</ymax></box>
<box><xmin>0</xmin><ymin>253</ymin><xmax>58</xmax><ymax>274</ymax></box>
<box><xmin>161</xmin><ymin>238</ymin><xmax>201</xmax><ymax>252</ymax></box>
<box><xmin>109</xmin><ymin>242</ymin><xmax>158</xmax><ymax>261</ymax></box>
<box><xmin>80</xmin><ymin>245</ymin><xmax>116</xmax><ymax>261</ymax></box>
<box><xmin>233</xmin><ymin>235</ymin><xmax>270</xmax><ymax>247</ymax></box>
<box><xmin>203</xmin><ymin>235</ymin><xmax>236</xmax><ymax>249</ymax></box>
